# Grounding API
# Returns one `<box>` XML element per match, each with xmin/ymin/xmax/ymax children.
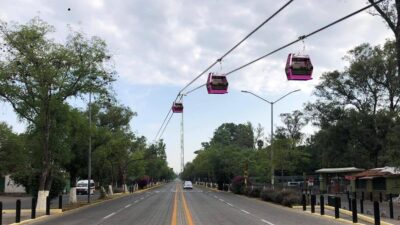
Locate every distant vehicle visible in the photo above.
<box><xmin>287</xmin><ymin>181</ymin><xmax>301</xmax><ymax>187</ymax></box>
<box><xmin>183</xmin><ymin>181</ymin><xmax>193</xmax><ymax>189</ymax></box>
<box><xmin>76</xmin><ymin>180</ymin><xmax>95</xmax><ymax>195</ymax></box>
<box><xmin>392</xmin><ymin>194</ymin><xmax>400</xmax><ymax>203</ymax></box>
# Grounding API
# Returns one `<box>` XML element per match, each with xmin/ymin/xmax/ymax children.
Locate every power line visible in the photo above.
<box><xmin>158</xmin><ymin>112</ymin><xmax>174</xmax><ymax>140</ymax></box>
<box><xmin>155</xmin><ymin>94</ymin><xmax>184</xmax><ymax>141</ymax></box>
<box><xmin>178</xmin><ymin>0</ymin><xmax>294</xmax><ymax>95</ymax></box>
<box><xmin>154</xmin><ymin>108</ymin><xmax>172</xmax><ymax>141</ymax></box>
<box><xmin>184</xmin><ymin>0</ymin><xmax>385</xmax><ymax>95</ymax></box>
<box><xmin>154</xmin><ymin>0</ymin><xmax>294</xmax><ymax>141</ymax></box>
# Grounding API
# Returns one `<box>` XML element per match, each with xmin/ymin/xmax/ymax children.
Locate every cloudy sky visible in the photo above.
<box><xmin>0</xmin><ymin>0</ymin><xmax>393</xmax><ymax>172</ymax></box>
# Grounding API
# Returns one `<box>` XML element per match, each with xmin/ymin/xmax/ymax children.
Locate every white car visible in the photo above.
<box><xmin>183</xmin><ymin>181</ymin><xmax>193</xmax><ymax>189</ymax></box>
<box><xmin>76</xmin><ymin>180</ymin><xmax>95</xmax><ymax>195</ymax></box>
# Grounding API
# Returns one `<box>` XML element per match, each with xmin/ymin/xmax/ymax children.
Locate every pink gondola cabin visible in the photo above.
<box><xmin>285</xmin><ymin>54</ymin><xmax>313</xmax><ymax>80</ymax></box>
<box><xmin>207</xmin><ymin>73</ymin><xmax>228</xmax><ymax>94</ymax></box>
<box><xmin>172</xmin><ymin>102</ymin><xmax>183</xmax><ymax>113</ymax></box>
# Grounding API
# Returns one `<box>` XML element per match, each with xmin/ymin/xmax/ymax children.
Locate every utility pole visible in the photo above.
<box><xmin>270</xmin><ymin>103</ymin><xmax>274</xmax><ymax>188</ymax></box>
<box><xmin>88</xmin><ymin>91</ymin><xmax>92</xmax><ymax>203</ymax></box>
<box><xmin>241</xmin><ymin>89</ymin><xmax>300</xmax><ymax>189</ymax></box>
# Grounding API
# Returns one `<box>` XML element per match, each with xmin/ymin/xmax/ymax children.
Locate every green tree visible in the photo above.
<box><xmin>0</xmin><ymin>18</ymin><xmax>115</xmax><ymax>208</ymax></box>
<box><xmin>0</xmin><ymin>122</ymin><xmax>27</xmax><ymax>176</ymax></box>
<box><xmin>210</xmin><ymin>122</ymin><xmax>254</xmax><ymax>149</ymax></box>
<box><xmin>369</xmin><ymin>0</ymin><xmax>400</xmax><ymax>81</ymax></box>
<box><xmin>307</xmin><ymin>40</ymin><xmax>399</xmax><ymax>168</ymax></box>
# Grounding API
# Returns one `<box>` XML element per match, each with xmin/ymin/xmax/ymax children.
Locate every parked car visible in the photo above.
<box><xmin>183</xmin><ymin>181</ymin><xmax>193</xmax><ymax>189</ymax></box>
<box><xmin>76</xmin><ymin>180</ymin><xmax>95</xmax><ymax>195</ymax></box>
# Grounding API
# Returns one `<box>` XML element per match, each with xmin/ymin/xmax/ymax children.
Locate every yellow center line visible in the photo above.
<box><xmin>181</xmin><ymin>185</ymin><xmax>195</xmax><ymax>225</ymax></box>
<box><xmin>171</xmin><ymin>184</ymin><xmax>178</xmax><ymax>225</ymax></box>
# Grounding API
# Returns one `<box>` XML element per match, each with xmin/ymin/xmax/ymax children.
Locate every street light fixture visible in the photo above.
<box><xmin>87</xmin><ymin>75</ymin><xmax>97</xmax><ymax>204</ymax></box>
<box><xmin>241</xmin><ymin>89</ymin><xmax>300</xmax><ymax>189</ymax></box>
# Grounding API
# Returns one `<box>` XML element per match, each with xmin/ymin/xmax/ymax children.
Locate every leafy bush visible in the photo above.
<box><xmin>260</xmin><ymin>188</ymin><xmax>277</xmax><ymax>202</ymax></box>
<box><xmin>281</xmin><ymin>192</ymin><xmax>301</xmax><ymax>207</ymax></box>
<box><xmin>231</xmin><ymin>176</ymin><xmax>250</xmax><ymax>195</ymax></box>
<box><xmin>245</xmin><ymin>186</ymin><xmax>261</xmax><ymax>198</ymax></box>
<box><xmin>49</xmin><ymin>176</ymin><xmax>67</xmax><ymax>199</ymax></box>
<box><xmin>136</xmin><ymin>175</ymin><xmax>150</xmax><ymax>189</ymax></box>
<box><xmin>12</xmin><ymin>172</ymin><xmax>66</xmax><ymax>199</ymax></box>
<box><xmin>260</xmin><ymin>188</ymin><xmax>301</xmax><ymax>207</ymax></box>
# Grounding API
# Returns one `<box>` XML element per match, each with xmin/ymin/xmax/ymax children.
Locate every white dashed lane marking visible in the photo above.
<box><xmin>241</xmin><ymin>209</ymin><xmax>250</xmax><ymax>214</ymax></box>
<box><xmin>125</xmin><ymin>204</ymin><xmax>131</xmax><ymax>208</ymax></box>
<box><xmin>204</xmin><ymin>188</ymin><xmax>275</xmax><ymax>225</ymax></box>
<box><xmin>261</xmin><ymin>219</ymin><xmax>274</xmax><ymax>225</ymax></box>
<box><xmin>103</xmin><ymin>212</ymin><xmax>116</xmax><ymax>219</ymax></box>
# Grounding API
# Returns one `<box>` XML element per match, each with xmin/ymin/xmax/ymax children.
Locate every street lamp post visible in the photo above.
<box><xmin>88</xmin><ymin>91</ymin><xmax>92</xmax><ymax>203</ymax></box>
<box><xmin>241</xmin><ymin>89</ymin><xmax>300</xmax><ymax>189</ymax></box>
<box><xmin>87</xmin><ymin>74</ymin><xmax>97</xmax><ymax>204</ymax></box>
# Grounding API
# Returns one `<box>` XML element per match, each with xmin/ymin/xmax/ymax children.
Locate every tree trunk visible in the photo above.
<box><xmin>122</xmin><ymin>172</ymin><xmax>127</xmax><ymax>193</ymax></box>
<box><xmin>36</xmin><ymin>167</ymin><xmax>49</xmax><ymax>210</ymax></box>
<box><xmin>69</xmin><ymin>173</ymin><xmax>77</xmax><ymax>204</ymax></box>
<box><xmin>37</xmin><ymin>105</ymin><xmax>51</xmax><ymax>210</ymax></box>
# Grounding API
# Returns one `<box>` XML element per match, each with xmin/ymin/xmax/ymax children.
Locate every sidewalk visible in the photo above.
<box><xmin>0</xmin><ymin>193</ymin><xmax>101</xmax><ymax>210</ymax></box>
<box><xmin>317</xmin><ymin>194</ymin><xmax>400</xmax><ymax>221</ymax></box>
<box><xmin>294</xmin><ymin>205</ymin><xmax>399</xmax><ymax>225</ymax></box>
<box><xmin>2</xmin><ymin>210</ymin><xmax>59</xmax><ymax>225</ymax></box>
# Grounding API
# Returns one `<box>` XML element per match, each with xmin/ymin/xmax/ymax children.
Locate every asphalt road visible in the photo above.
<box><xmin>30</xmin><ymin>181</ymin><xmax>348</xmax><ymax>225</ymax></box>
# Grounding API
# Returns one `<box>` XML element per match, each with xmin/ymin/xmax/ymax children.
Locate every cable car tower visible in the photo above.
<box><xmin>173</xmin><ymin>94</ymin><xmax>185</xmax><ymax>173</ymax></box>
<box><xmin>180</xmin><ymin>95</ymin><xmax>185</xmax><ymax>173</ymax></box>
<box><xmin>180</xmin><ymin>105</ymin><xmax>184</xmax><ymax>174</ymax></box>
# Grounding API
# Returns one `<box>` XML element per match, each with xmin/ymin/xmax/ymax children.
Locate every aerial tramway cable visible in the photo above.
<box><xmin>154</xmin><ymin>0</ymin><xmax>295</xmax><ymax>141</ymax></box>
<box><xmin>183</xmin><ymin>0</ymin><xmax>386</xmax><ymax>95</ymax></box>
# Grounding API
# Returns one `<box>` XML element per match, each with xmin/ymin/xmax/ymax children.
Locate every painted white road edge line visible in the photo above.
<box><xmin>227</xmin><ymin>203</ymin><xmax>234</xmax><ymax>207</ymax></box>
<box><xmin>125</xmin><ymin>204</ymin><xmax>131</xmax><ymax>208</ymax></box>
<box><xmin>103</xmin><ymin>212</ymin><xmax>116</xmax><ymax>219</ymax></box>
<box><xmin>261</xmin><ymin>219</ymin><xmax>274</xmax><ymax>225</ymax></box>
<box><xmin>241</xmin><ymin>209</ymin><xmax>250</xmax><ymax>214</ymax></box>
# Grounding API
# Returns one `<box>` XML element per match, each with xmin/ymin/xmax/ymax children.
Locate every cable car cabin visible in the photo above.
<box><xmin>172</xmin><ymin>102</ymin><xmax>183</xmax><ymax>113</ymax></box>
<box><xmin>285</xmin><ymin>54</ymin><xmax>313</xmax><ymax>80</ymax></box>
<box><xmin>207</xmin><ymin>73</ymin><xmax>228</xmax><ymax>94</ymax></box>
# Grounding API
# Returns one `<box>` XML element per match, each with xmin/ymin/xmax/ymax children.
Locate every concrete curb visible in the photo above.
<box><xmin>7</xmin><ymin>183</ymin><xmax>164</xmax><ymax>225</ymax></box>
<box><xmin>293</xmin><ymin>205</ymin><xmax>394</xmax><ymax>225</ymax></box>
<box><xmin>2</xmin><ymin>209</ymin><xmax>62</xmax><ymax>214</ymax></box>
<box><xmin>324</xmin><ymin>205</ymin><xmax>394</xmax><ymax>225</ymax></box>
<box><xmin>300</xmin><ymin>210</ymin><xmax>366</xmax><ymax>225</ymax></box>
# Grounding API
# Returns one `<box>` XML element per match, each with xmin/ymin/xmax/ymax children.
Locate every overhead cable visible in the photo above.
<box><xmin>183</xmin><ymin>0</ymin><xmax>385</xmax><ymax>95</ymax></box>
<box><xmin>154</xmin><ymin>0</ymin><xmax>294</xmax><ymax>140</ymax></box>
<box><xmin>177</xmin><ymin>0</ymin><xmax>295</xmax><ymax>95</ymax></box>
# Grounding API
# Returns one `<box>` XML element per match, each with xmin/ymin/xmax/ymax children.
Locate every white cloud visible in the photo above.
<box><xmin>0</xmin><ymin>0</ymin><xmax>395</xmax><ymax>172</ymax></box>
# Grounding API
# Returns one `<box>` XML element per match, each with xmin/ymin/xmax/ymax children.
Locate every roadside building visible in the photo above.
<box><xmin>316</xmin><ymin>167</ymin><xmax>365</xmax><ymax>194</ymax></box>
<box><xmin>347</xmin><ymin>166</ymin><xmax>400</xmax><ymax>199</ymax></box>
<box><xmin>0</xmin><ymin>175</ymin><xmax>26</xmax><ymax>193</ymax></box>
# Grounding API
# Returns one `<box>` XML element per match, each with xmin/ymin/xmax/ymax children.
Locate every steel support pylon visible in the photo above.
<box><xmin>180</xmin><ymin>106</ymin><xmax>184</xmax><ymax>173</ymax></box>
